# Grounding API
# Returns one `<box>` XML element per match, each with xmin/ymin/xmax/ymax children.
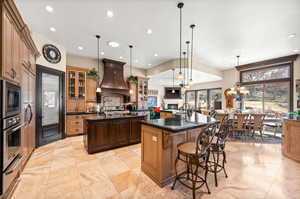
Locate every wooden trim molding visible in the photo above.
<box><xmin>1</xmin><ymin>0</ymin><xmax>40</xmax><ymax>57</ymax></box>
<box><xmin>236</xmin><ymin>54</ymin><xmax>299</xmax><ymax>71</ymax></box>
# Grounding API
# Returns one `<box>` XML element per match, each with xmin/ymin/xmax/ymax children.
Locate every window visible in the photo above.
<box><xmin>241</xmin><ymin>64</ymin><xmax>292</xmax><ymax>116</ymax></box>
<box><xmin>197</xmin><ymin>90</ymin><xmax>207</xmax><ymax>109</ymax></box>
<box><xmin>186</xmin><ymin>88</ymin><xmax>222</xmax><ymax>110</ymax></box>
<box><xmin>186</xmin><ymin>91</ymin><xmax>196</xmax><ymax>109</ymax></box>
<box><xmin>241</xmin><ymin>65</ymin><xmax>290</xmax><ymax>83</ymax></box>
<box><xmin>147</xmin><ymin>96</ymin><xmax>157</xmax><ymax>107</ymax></box>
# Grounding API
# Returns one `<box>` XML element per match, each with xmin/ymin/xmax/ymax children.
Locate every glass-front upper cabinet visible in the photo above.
<box><xmin>67</xmin><ymin>68</ymin><xmax>87</xmax><ymax>100</ymax></box>
<box><xmin>68</xmin><ymin>71</ymin><xmax>76</xmax><ymax>98</ymax></box>
<box><xmin>78</xmin><ymin>72</ymin><xmax>86</xmax><ymax>99</ymax></box>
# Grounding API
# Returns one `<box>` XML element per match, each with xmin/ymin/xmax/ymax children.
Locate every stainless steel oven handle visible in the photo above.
<box><xmin>9</xmin><ymin>123</ymin><xmax>25</xmax><ymax>133</ymax></box>
<box><xmin>5</xmin><ymin>154</ymin><xmax>22</xmax><ymax>175</ymax></box>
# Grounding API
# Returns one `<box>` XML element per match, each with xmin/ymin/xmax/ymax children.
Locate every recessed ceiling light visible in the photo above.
<box><xmin>77</xmin><ymin>46</ymin><xmax>83</xmax><ymax>50</ymax></box>
<box><xmin>148</xmin><ymin>64</ymin><xmax>152</xmax><ymax>66</ymax></box>
<box><xmin>119</xmin><ymin>56</ymin><xmax>123</xmax><ymax>59</ymax></box>
<box><xmin>101</xmin><ymin>51</ymin><xmax>105</xmax><ymax>55</ymax></box>
<box><xmin>147</xmin><ymin>29</ymin><xmax>152</xmax><ymax>34</ymax></box>
<box><xmin>49</xmin><ymin>27</ymin><xmax>56</xmax><ymax>32</ymax></box>
<box><xmin>294</xmin><ymin>49</ymin><xmax>299</xmax><ymax>52</ymax></box>
<box><xmin>154</xmin><ymin>53</ymin><xmax>158</xmax><ymax>57</ymax></box>
<box><xmin>108</xmin><ymin>41</ymin><xmax>120</xmax><ymax>48</ymax></box>
<box><xmin>135</xmin><ymin>59</ymin><xmax>139</xmax><ymax>63</ymax></box>
<box><xmin>45</xmin><ymin>5</ymin><xmax>53</xmax><ymax>13</ymax></box>
<box><xmin>288</xmin><ymin>33</ymin><xmax>296</xmax><ymax>38</ymax></box>
<box><xmin>107</xmin><ymin>10</ymin><xmax>114</xmax><ymax>18</ymax></box>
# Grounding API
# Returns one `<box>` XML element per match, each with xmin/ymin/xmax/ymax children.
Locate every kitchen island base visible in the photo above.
<box><xmin>141</xmin><ymin>124</ymin><xmax>204</xmax><ymax>187</ymax></box>
<box><xmin>83</xmin><ymin>115</ymin><xmax>145</xmax><ymax>154</ymax></box>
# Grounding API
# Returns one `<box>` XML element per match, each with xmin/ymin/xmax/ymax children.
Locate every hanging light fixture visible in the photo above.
<box><xmin>185</xmin><ymin>41</ymin><xmax>190</xmax><ymax>89</ymax></box>
<box><xmin>180</xmin><ymin>51</ymin><xmax>186</xmax><ymax>88</ymax></box>
<box><xmin>96</xmin><ymin>35</ymin><xmax>101</xmax><ymax>93</ymax></box>
<box><xmin>189</xmin><ymin>24</ymin><xmax>195</xmax><ymax>85</ymax></box>
<box><xmin>129</xmin><ymin>45</ymin><xmax>133</xmax><ymax>94</ymax></box>
<box><xmin>172</xmin><ymin>68</ymin><xmax>175</xmax><ymax>93</ymax></box>
<box><xmin>177</xmin><ymin>2</ymin><xmax>184</xmax><ymax>81</ymax></box>
<box><xmin>228</xmin><ymin>55</ymin><xmax>249</xmax><ymax>96</ymax></box>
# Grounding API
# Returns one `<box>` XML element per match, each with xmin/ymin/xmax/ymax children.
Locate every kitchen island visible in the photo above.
<box><xmin>140</xmin><ymin>113</ymin><xmax>219</xmax><ymax>187</ymax></box>
<box><xmin>83</xmin><ymin>114</ymin><xmax>146</xmax><ymax>154</ymax></box>
<box><xmin>282</xmin><ymin>115</ymin><xmax>300</xmax><ymax>163</ymax></box>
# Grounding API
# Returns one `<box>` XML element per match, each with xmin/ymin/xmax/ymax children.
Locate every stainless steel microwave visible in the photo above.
<box><xmin>1</xmin><ymin>80</ymin><xmax>21</xmax><ymax>118</ymax></box>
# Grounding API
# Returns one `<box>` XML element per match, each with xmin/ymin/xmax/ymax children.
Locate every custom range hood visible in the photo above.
<box><xmin>100</xmin><ymin>58</ymin><xmax>129</xmax><ymax>95</ymax></box>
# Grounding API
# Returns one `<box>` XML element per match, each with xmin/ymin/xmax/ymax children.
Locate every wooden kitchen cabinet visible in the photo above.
<box><xmin>84</xmin><ymin>116</ymin><xmax>145</xmax><ymax>154</ymax></box>
<box><xmin>111</xmin><ymin>119</ymin><xmax>130</xmax><ymax>146</ymax></box>
<box><xmin>66</xmin><ymin>114</ymin><xmax>84</xmax><ymax>136</ymax></box>
<box><xmin>130</xmin><ymin>117</ymin><xmax>143</xmax><ymax>143</ymax></box>
<box><xmin>86</xmin><ymin>77</ymin><xmax>97</xmax><ymax>102</ymax></box>
<box><xmin>66</xmin><ymin>66</ymin><xmax>88</xmax><ymax>112</ymax></box>
<box><xmin>2</xmin><ymin>10</ymin><xmax>14</xmax><ymax>82</ymax></box>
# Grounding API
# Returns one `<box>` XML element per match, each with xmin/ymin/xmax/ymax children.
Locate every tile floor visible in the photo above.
<box><xmin>11</xmin><ymin>136</ymin><xmax>300</xmax><ymax>199</ymax></box>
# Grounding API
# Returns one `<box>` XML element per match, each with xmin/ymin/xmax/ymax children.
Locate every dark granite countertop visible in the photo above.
<box><xmin>141</xmin><ymin>113</ymin><xmax>219</xmax><ymax>132</ymax></box>
<box><xmin>283</xmin><ymin>115</ymin><xmax>300</xmax><ymax>122</ymax></box>
<box><xmin>83</xmin><ymin>114</ymin><xmax>146</xmax><ymax>121</ymax></box>
<box><xmin>66</xmin><ymin>112</ymin><xmax>98</xmax><ymax>115</ymax></box>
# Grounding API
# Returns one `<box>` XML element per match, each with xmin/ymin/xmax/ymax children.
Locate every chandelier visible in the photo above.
<box><xmin>228</xmin><ymin>56</ymin><xmax>249</xmax><ymax>96</ymax></box>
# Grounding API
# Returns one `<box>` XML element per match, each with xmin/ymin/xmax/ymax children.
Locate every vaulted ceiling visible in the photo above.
<box><xmin>15</xmin><ymin>0</ymin><xmax>300</xmax><ymax>70</ymax></box>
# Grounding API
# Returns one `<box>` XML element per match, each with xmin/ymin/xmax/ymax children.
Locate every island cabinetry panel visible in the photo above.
<box><xmin>111</xmin><ymin>119</ymin><xmax>130</xmax><ymax>146</ymax></box>
<box><xmin>141</xmin><ymin>124</ymin><xmax>204</xmax><ymax>187</ymax></box>
<box><xmin>130</xmin><ymin>117</ymin><xmax>143</xmax><ymax>143</ymax></box>
<box><xmin>282</xmin><ymin>120</ymin><xmax>300</xmax><ymax>162</ymax></box>
<box><xmin>84</xmin><ymin>116</ymin><xmax>145</xmax><ymax>154</ymax></box>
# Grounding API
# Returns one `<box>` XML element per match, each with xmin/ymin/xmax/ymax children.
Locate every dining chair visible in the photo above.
<box><xmin>249</xmin><ymin>114</ymin><xmax>265</xmax><ymax>141</ymax></box>
<box><xmin>172</xmin><ymin>123</ymin><xmax>218</xmax><ymax>199</ymax></box>
<box><xmin>232</xmin><ymin>114</ymin><xmax>249</xmax><ymax>138</ymax></box>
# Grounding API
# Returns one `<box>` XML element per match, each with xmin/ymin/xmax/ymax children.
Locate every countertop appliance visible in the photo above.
<box><xmin>1</xmin><ymin>80</ymin><xmax>23</xmax><ymax>195</ymax></box>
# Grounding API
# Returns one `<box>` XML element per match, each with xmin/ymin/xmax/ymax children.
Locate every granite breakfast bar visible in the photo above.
<box><xmin>140</xmin><ymin>113</ymin><xmax>219</xmax><ymax>187</ymax></box>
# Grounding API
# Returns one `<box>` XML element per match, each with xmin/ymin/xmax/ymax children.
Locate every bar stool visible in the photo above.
<box><xmin>207</xmin><ymin>115</ymin><xmax>231</xmax><ymax>187</ymax></box>
<box><xmin>171</xmin><ymin>124</ymin><xmax>217</xmax><ymax>199</ymax></box>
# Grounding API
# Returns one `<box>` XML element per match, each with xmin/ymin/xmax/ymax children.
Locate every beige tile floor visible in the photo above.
<box><xmin>11</xmin><ymin>136</ymin><xmax>300</xmax><ymax>199</ymax></box>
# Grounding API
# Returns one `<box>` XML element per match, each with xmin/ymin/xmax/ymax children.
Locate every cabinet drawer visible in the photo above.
<box><xmin>68</xmin><ymin>120</ymin><xmax>83</xmax><ymax>126</ymax></box>
<box><xmin>67</xmin><ymin>126</ymin><xmax>83</xmax><ymax>135</ymax></box>
<box><xmin>67</xmin><ymin>115</ymin><xmax>82</xmax><ymax>120</ymax></box>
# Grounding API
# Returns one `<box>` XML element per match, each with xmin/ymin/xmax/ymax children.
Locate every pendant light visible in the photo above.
<box><xmin>172</xmin><ymin>68</ymin><xmax>175</xmax><ymax>93</ymax></box>
<box><xmin>129</xmin><ymin>45</ymin><xmax>133</xmax><ymax>94</ymax></box>
<box><xmin>96</xmin><ymin>35</ymin><xmax>101</xmax><ymax>93</ymax></box>
<box><xmin>228</xmin><ymin>55</ymin><xmax>249</xmax><ymax>96</ymax></box>
<box><xmin>177</xmin><ymin>2</ymin><xmax>184</xmax><ymax>81</ymax></box>
<box><xmin>189</xmin><ymin>24</ymin><xmax>195</xmax><ymax>85</ymax></box>
<box><xmin>185</xmin><ymin>41</ymin><xmax>190</xmax><ymax>89</ymax></box>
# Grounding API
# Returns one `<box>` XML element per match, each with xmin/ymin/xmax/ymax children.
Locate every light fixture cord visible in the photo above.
<box><xmin>97</xmin><ymin>36</ymin><xmax>100</xmax><ymax>83</ymax></box>
<box><xmin>172</xmin><ymin>69</ymin><xmax>175</xmax><ymax>88</ymax></box>
<box><xmin>190</xmin><ymin>25</ymin><xmax>194</xmax><ymax>80</ymax></box>
<box><xmin>183</xmin><ymin>52</ymin><xmax>186</xmax><ymax>85</ymax></box>
<box><xmin>186</xmin><ymin>41</ymin><xmax>190</xmax><ymax>85</ymax></box>
<box><xmin>179</xmin><ymin>5</ymin><xmax>182</xmax><ymax>73</ymax></box>
<box><xmin>130</xmin><ymin>45</ymin><xmax>133</xmax><ymax>76</ymax></box>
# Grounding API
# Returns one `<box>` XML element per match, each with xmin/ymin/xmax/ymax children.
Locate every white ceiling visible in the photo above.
<box><xmin>15</xmin><ymin>0</ymin><xmax>300</xmax><ymax>70</ymax></box>
<box><xmin>148</xmin><ymin>68</ymin><xmax>222</xmax><ymax>86</ymax></box>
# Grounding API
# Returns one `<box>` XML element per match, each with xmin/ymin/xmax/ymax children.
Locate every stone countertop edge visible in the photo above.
<box><xmin>140</xmin><ymin>120</ymin><xmax>219</xmax><ymax>133</ymax></box>
<box><xmin>83</xmin><ymin>114</ymin><xmax>146</xmax><ymax>121</ymax></box>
